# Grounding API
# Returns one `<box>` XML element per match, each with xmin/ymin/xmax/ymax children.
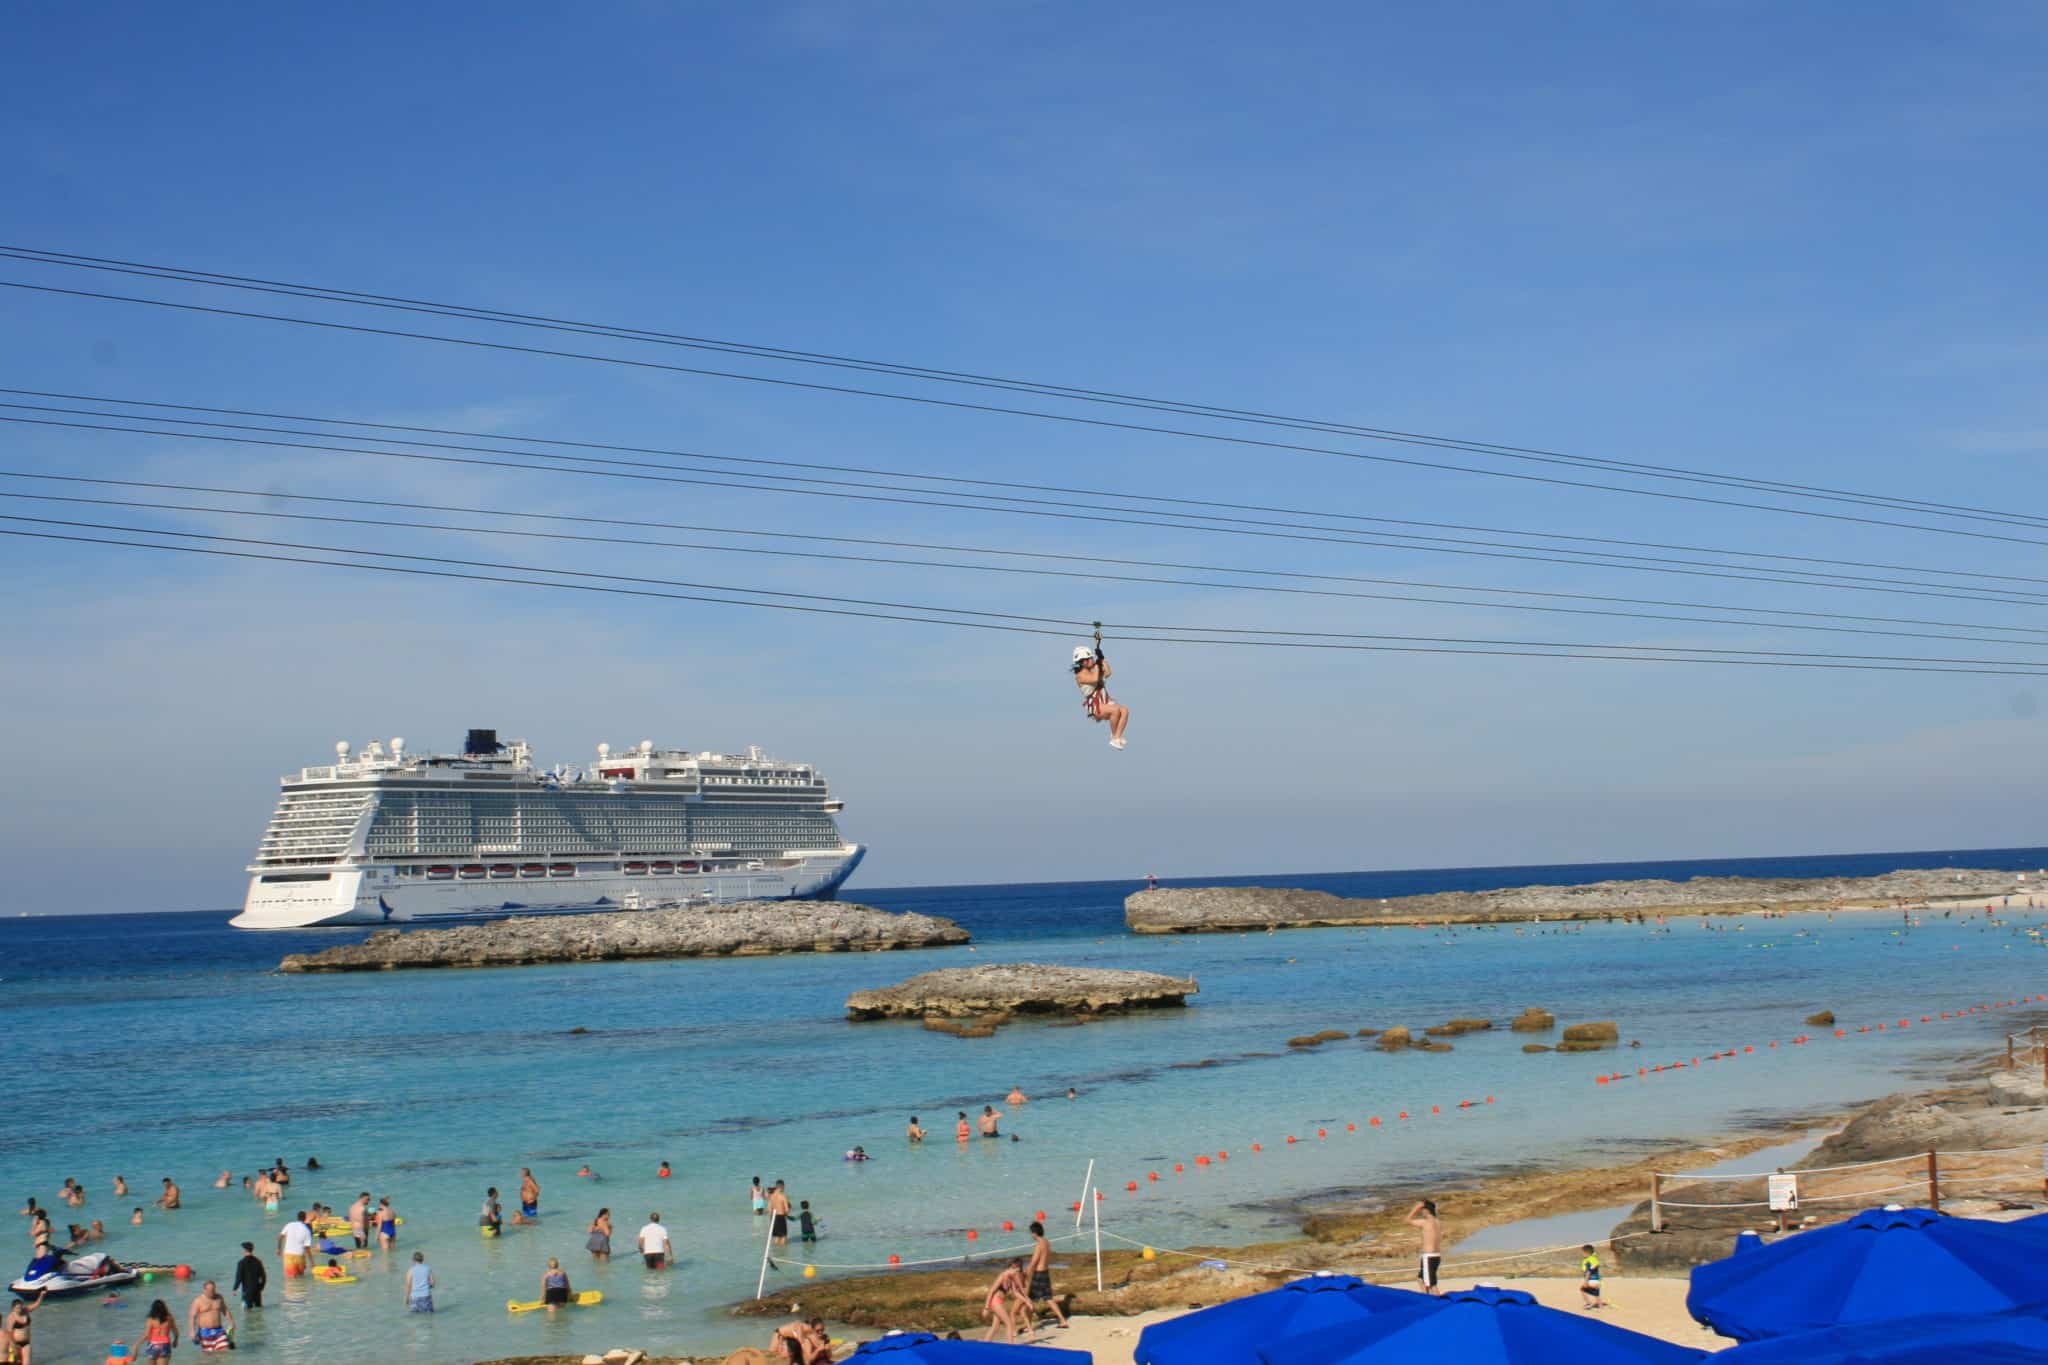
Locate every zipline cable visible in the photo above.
<box><xmin>10</xmin><ymin>387</ymin><xmax>2046</xmax><ymax>592</ymax></box>
<box><xmin>3</xmin><ymin>244</ymin><xmax>2039</xmax><ymax>532</ymax></box>
<box><xmin>9</xmin><ymin>511</ymin><xmax>2048</xmax><ymax>670</ymax></box>
<box><xmin>11</xmin><ymin>412</ymin><xmax>2048</xmax><ymax>612</ymax></box>
<box><xmin>4</xmin><ymin>275</ymin><xmax>2040</xmax><ymax>547</ymax></box>
<box><xmin>12</xmin><ymin>524</ymin><xmax>2048</xmax><ymax>676</ymax></box>
<box><xmin>9</xmin><ymin>483</ymin><xmax>2048</xmax><ymax>651</ymax></box>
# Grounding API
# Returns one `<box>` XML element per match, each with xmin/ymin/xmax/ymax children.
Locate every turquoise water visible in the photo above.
<box><xmin>6</xmin><ymin>853</ymin><xmax>2047</xmax><ymax>1363</ymax></box>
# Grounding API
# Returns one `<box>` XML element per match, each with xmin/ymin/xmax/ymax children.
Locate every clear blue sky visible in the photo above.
<box><xmin>4</xmin><ymin>2</ymin><xmax>2045</xmax><ymax>911</ymax></box>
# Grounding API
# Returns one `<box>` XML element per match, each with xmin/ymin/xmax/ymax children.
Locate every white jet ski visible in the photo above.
<box><xmin>10</xmin><ymin>1251</ymin><xmax>140</xmax><ymax>1297</ymax></box>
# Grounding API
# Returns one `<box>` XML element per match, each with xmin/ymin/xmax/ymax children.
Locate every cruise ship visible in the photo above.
<box><xmin>231</xmin><ymin>729</ymin><xmax>865</xmax><ymax>929</ymax></box>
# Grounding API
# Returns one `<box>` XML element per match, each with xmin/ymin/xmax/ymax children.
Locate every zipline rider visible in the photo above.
<box><xmin>1071</xmin><ymin>625</ymin><xmax>1130</xmax><ymax>750</ymax></box>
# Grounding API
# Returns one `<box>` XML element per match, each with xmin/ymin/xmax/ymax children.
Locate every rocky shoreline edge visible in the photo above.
<box><xmin>1127</xmin><ymin>866</ymin><xmax>2031</xmax><ymax>933</ymax></box>
<box><xmin>720</xmin><ymin>1020</ymin><xmax>2048</xmax><ymax>1338</ymax></box>
<box><xmin>278</xmin><ymin>901</ymin><xmax>968</xmax><ymax>973</ymax></box>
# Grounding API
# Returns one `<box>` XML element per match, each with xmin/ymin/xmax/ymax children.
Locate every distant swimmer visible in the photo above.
<box><xmin>515</xmin><ymin>1169</ymin><xmax>540</xmax><ymax>1224</ymax></box>
<box><xmin>211</xmin><ymin>1172</ymin><xmax>230</xmax><ymax>1190</ymax></box>
<box><xmin>843</xmin><ymin>1148</ymin><xmax>870</xmax><ymax>1162</ymax></box>
<box><xmin>955</xmin><ymin>1113</ymin><xmax>971</xmax><ymax>1143</ymax></box>
<box><xmin>156</xmin><ymin>1179</ymin><xmax>180</xmax><ymax>1211</ymax></box>
<box><xmin>978</xmin><ymin>1107</ymin><xmax>1001</xmax><ymax>1138</ymax></box>
<box><xmin>751</xmin><ymin>1177</ymin><xmax>765</xmax><ymax>1217</ymax></box>
<box><xmin>112</xmin><ymin>1177</ymin><xmax>128</xmax><ymax>1198</ymax></box>
<box><xmin>1005</xmin><ymin>1087</ymin><xmax>1028</xmax><ymax>1106</ymax></box>
<box><xmin>479</xmin><ymin>1188</ymin><xmax>503</xmax><ymax>1238</ymax></box>
<box><xmin>657</xmin><ymin>1161</ymin><xmax>671</xmax><ymax>1179</ymax></box>
<box><xmin>1070</xmin><ymin>642</ymin><xmax>1130</xmax><ymax>750</ymax></box>
<box><xmin>586</xmin><ymin>1208</ymin><xmax>612</xmax><ymax>1262</ymax></box>
<box><xmin>1066</xmin><ymin>1088</ymin><xmax>1078</xmax><ymax>1101</ymax></box>
<box><xmin>906</xmin><ymin>1117</ymin><xmax>927</xmax><ymax>1143</ymax></box>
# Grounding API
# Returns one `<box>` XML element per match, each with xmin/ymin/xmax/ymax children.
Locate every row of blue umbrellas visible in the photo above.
<box><xmin>846</xmin><ymin>1203</ymin><xmax>2048</xmax><ymax>1365</ymax></box>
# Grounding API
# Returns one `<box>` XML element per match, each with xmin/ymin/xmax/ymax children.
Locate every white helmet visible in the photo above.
<box><xmin>1072</xmin><ymin>645</ymin><xmax>1096</xmax><ymax>664</ymax></box>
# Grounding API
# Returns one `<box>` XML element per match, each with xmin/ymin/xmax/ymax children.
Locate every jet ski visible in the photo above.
<box><xmin>11</xmin><ymin>1251</ymin><xmax>140</xmax><ymax>1297</ymax></box>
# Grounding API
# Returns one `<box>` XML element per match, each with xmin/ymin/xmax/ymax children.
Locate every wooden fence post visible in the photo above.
<box><xmin>1926</xmin><ymin>1151</ymin><xmax>1941</xmax><ymax>1212</ymax></box>
<box><xmin>1650</xmin><ymin>1174</ymin><xmax>1663</xmax><ymax>1233</ymax></box>
<box><xmin>2008</xmin><ymin>1033</ymin><xmax>2017</xmax><ymax>1069</ymax></box>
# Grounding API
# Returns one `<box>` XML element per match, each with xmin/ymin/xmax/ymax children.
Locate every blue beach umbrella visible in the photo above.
<box><xmin>848</xmin><ymin>1331</ymin><xmax>1092</xmax><ymax>1365</ymax></box>
<box><xmin>1715</xmin><ymin>1305</ymin><xmax>2048</xmax><ymax>1365</ymax></box>
<box><xmin>1134</xmin><ymin>1273</ymin><xmax>1424</xmax><ymax>1365</ymax></box>
<box><xmin>1686</xmin><ymin>1205</ymin><xmax>2048</xmax><ymax>1342</ymax></box>
<box><xmin>1257</xmin><ymin>1285</ymin><xmax>1705</xmax><ymax>1365</ymax></box>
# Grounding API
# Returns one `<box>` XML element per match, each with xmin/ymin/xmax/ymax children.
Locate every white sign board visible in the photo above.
<box><xmin>1768</xmin><ymin>1173</ymin><xmax>1800</xmax><ymax>1212</ymax></box>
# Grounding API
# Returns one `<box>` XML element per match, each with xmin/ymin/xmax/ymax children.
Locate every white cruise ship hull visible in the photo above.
<box><xmin>232</xmin><ymin>847</ymin><xmax>864</xmax><ymax>930</ymax></box>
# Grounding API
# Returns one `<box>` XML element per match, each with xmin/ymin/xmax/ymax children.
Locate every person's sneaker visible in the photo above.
<box><xmin>1110</xmin><ymin>737</ymin><xmax>1127</xmax><ymax>749</ymax></box>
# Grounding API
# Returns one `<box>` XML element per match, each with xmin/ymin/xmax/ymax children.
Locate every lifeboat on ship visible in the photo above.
<box><xmin>488</xmin><ymin>864</ymin><xmax>516</xmax><ymax>879</ymax></box>
<box><xmin>458</xmin><ymin>865</ymin><xmax>485</xmax><ymax>880</ymax></box>
<box><xmin>426</xmin><ymin>866</ymin><xmax>455</xmax><ymax>881</ymax></box>
<box><xmin>548</xmin><ymin>863</ymin><xmax>575</xmax><ymax>878</ymax></box>
<box><xmin>519</xmin><ymin>863</ymin><xmax>546</xmax><ymax>878</ymax></box>
<box><xmin>652</xmin><ymin>861</ymin><xmax>675</xmax><ymax>875</ymax></box>
<box><xmin>624</xmin><ymin>861</ymin><xmax>649</xmax><ymax>876</ymax></box>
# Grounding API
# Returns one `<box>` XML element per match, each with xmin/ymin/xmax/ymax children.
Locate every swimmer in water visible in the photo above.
<box><xmin>978</xmin><ymin>1106</ymin><xmax>1001</xmax><ymax>1138</ymax></box>
<box><xmin>156</xmin><ymin>1178</ymin><xmax>180</xmax><ymax>1210</ymax></box>
<box><xmin>112</xmin><ymin>1177</ymin><xmax>128</xmax><ymax>1198</ymax></box>
<box><xmin>1005</xmin><ymin>1087</ymin><xmax>1028</xmax><ymax>1106</ymax></box>
<box><xmin>906</xmin><ymin>1116</ymin><xmax>926</xmax><ymax>1142</ymax></box>
<box><xmin>955</xmin><ymin>1113</ymin><xmax>971</xmax><ymax>1143</ymax></box>
<box><xmin>212</xmin><ymin>1171</ymin><xmax>231</xmax><ymax>1190</ymax></box>
<box><xmin>131</xmin><ymin>1208</ymin><xmax>145</xmax><ymax>1226</ymax></box>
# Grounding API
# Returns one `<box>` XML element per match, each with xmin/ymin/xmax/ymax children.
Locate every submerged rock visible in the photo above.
<box><xmin>1522</xmin><ymin>1043</ymin><xmax>1553</xmax><ymax>1053</ymax></box>
<box><xmin>1510</xmin><ymin>1008</ymin><xmax>1557</xmax><ymax>1032</ymax></box>
<box><xmin>845</xmin><ymin>963</ymin><xmax>1196</xmax><ymax>1020</ymax></box>
<box><xmin>1806</xmin><ymin>1010</ymin><xmax>1836</xmax><ymax>1027</ymax></box>
<box><xmin>1562</xmin><ymin>1021</ymin><xmax>1620</xmax><ymax>1043</ymax></box>
<box><xmin>1377</xmin><ymin>1026</ymin><xmax>1413</xmax><ymax>1051</ymax></box>
<box><xmin>279</xmin><ymin>901</ymin><xmax>968</xmax><ymax>973</ymax></box>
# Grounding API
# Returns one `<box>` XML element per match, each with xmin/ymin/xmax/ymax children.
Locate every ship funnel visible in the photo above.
<box><xmin>465</xmin><ymin>728</ymin><xmax>502</xmax><ymax>755</ymax></box>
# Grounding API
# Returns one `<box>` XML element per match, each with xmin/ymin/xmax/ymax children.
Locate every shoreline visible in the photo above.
<box><xmin>721</xmin><ymin>1029</ymin><xmax>2048</xmax><ymax>1344</ymax></box>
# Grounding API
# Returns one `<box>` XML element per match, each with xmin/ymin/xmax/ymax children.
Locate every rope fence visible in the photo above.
<box><xmin>1649</xmin><ymin>1142</ymin><xmax>2048</xmax><ymax>1233</ymax></box>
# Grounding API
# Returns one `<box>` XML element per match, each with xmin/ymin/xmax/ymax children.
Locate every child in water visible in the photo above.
<box><xmin>798</xmin><ymin>1201</ymin><xmax>818</xmax><ymax>1243</ymax></box>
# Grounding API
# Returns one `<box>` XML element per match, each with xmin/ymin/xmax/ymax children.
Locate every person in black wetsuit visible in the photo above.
<box><xmin>233</xmin><ymin>1242</ymin><xmax>267</xmax><ymax>1309</ymax></box>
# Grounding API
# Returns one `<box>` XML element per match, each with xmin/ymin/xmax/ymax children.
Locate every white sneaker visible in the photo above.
<box><xmin>1110</xmin><ymin>737</ymin><xmax>1127</xmax><ymax>750</ymax></box>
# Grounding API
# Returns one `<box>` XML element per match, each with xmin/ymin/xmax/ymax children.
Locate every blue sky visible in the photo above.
<box><xmin>3</xmin><ymin>2</ymin><xmax>2046</xmax><ymax>911</ymax></box>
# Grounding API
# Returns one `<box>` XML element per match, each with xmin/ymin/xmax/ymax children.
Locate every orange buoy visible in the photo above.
<box><xmin>1127</xmin><ymin>1181</ymin><xmax>1138</xmax><ymax>1191</ymax></box>
<box><xmin>1398</xmin><ymin>1111</ymin><xmax>1409</xmax><ymax>1120</ymax></box>
<box><xmin>174</xmin><ymin>1265</ymin><xmax>192</xmax><ymax>1279</ymax></box>
<box><xmin>966</xmin><ymin>1229</ymin><xmax>978</xmax><ymax>1241</ymax></box>
<box><xmin>1429</xmin><ymin>1106</ymin><xmax>1440</xmax><ymax>1115</ymax></box>
<box><xmin>1037</xmin><ymin>1211</ymin><xmax>1047</xmax><ymax>1221</ymax></box>
<box><xmin>1486</xmin><ymin>1096</ymin><xmax>1495</xmax><ymax>1103</ymax></box>
<box><xmin>1002</xmin><ymin>1220</ymin><xmax>1014</xmax><ymax>1231</ymax></box>
<box><xmin>1218</xmin><ymin>1151</ymin><xmax>1228</xmax><ymax>1161</ymax></box>
<box><xmin>1368</xmin><ymin>1117</ymin><xmax>1380</xmax><ymax>1127</ymax></box>
<box><xmin>1317</xmin><ymin>1128</ymin><xmax>1327</xmax><ymax>1138</ymax></box>
<box><xmin>1174</xmin><ymin>1163</ymin><xmax>1184</xmax><ymax>1173</ymax></box>
<box><xmin>1286</xmin><ymin>1136</ymin><xmax>1297</xmax><ymax>1144</ymax></box>
<box><xmin>889</xmin><ymin>1254</ymin><xmax>901</xmax><ymax>1266</ymax></box>
<box><xmin>1251</xmin><ymin>1143</ymin><xmax>1262</xmax><ymax>1152</ymax></box>
<box><xmin>1148</xmin><ymin>1172</ymin><xmax>1159</xmax><ymax>1182</ymax></box>
<box><xmin>1346</xmin><ymin>1123</ymin><xmax>1356</xmax><ymax>1132</ymax></box>
<box><xmin>1095</xmin><ymin>1191</ymin><xmax>1104</xmax><ymax>1201</ymax></box>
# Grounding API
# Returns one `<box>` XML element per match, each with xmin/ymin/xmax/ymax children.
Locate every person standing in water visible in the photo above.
<box><xmin>766</xmin><ymin>1182</ymin><xmax>792</xmax><ymax>1248</ymax></box>
<box><xmin>232</xmin><ymin>1243</ymin><xmax>266</xmax><ymax>1310</ymax></box>
<box><xmin>539</xmin><ymin>1257</ymin><xmax>573</xmax><ymax>1310</ymax></box>
<box><xmin>347</xmin><ymin>1193</ymin><xmax>372</xmax><ymax>1250</ymax></box>
<box><xmin>138</xmin><ymin>1299</ymin><xmax>178</xmax><ymax>1362</ymax></box>
<box><xmin>585</xmin><ymin>1208</ymin><xmax>612</xmax><ymax>1262</ymax></box>
<box><xmin>750</xmin><ymin>1177</ymin><xmax>765</xmax><ymax>1218</ymax></box>
<box><xmin>403</xmin><ymin>1252</ymin><xmax>434</xmax><ymax>1313</ymax></box>
<box><xmin>156</xmin><ymin>1179</ymin><xmax>181</xmax><ymax>1211</ymax></box>
<box><xmin>906</xmin><ymin>1116</ymin><xmax>926</xmax><ymax>1142</ymax></box>
<box><xmin>186</xmin><ymin>1281</ymin><xmax>234</xmax><ymax>1354</ymax></box>
<box><xmin>515</xmin><ymin>1170</ymin><xmax>541</xmax><ymax>1224</ymax></box>
<box><xmin>5</xmin><ymin>1290</ymin><xmax>46</xmax><ymax>1365</ymax></box>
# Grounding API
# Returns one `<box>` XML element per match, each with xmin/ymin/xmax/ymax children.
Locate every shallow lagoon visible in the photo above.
<box><xmin>5</xmin><ymin>854</ymin><xmax>2045</xmax><ymax>1362</ymax></box>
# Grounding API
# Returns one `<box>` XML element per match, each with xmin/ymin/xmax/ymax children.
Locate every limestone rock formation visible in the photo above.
<box><xmin>845</xmin><ymin>964</ymin><xmax>1196</xmax><ymax>1020</ymax></box>
<box><xmin>279</xmin><ymin>902</ymin><xmax>969</xmax><ymax>973</ymax></box>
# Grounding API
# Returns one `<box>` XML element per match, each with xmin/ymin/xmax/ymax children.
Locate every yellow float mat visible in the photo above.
<box><xmin>311</xmin><ymin>1269</ymin><xmax>357</xmax><ymax>1284</ymax></box>
<box><xmin>507</xmin><ymin>1290</ymin><xmax>603</xmax><ymax>1313</ymax></box>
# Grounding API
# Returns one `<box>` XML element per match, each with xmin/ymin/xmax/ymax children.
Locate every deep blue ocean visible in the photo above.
<box><xmin>6</xmin><ymin>846</ymin><xmax>2048</xmax><ymax>1363</ymax></box>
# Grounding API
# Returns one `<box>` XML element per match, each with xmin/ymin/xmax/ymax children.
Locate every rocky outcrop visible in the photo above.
<box><xmin>1377</xmin><ymin>1026</ymin><xmax>1413</xmax><ymax>1051</ymax></box>
<box><xmin>1426</xmin><ymin>1018</ymin><xmax>1493</xmax><ymax>1036</ymax></box>
<box><xmin>1562</xmin><ymin>1021</ymin><xmax>1620</xmax><ymax>1043</ymax></box>
<box><xmin>278</xmin><ymin>902</ymin><xmax>968</xmax><ymax>973</ymax></box>
<box><xmin>845</xmin><ymin>964</ymin><xmax>1197</xmax><ymax>1020</ymax></box>
<box><xmin>1522</xmin><ymin>1043</ymin><xmax>1552</xmax><ymax>1053</ymax></box>
<box><xmin>1511</xmin><ymin>1008</ymin><xmax>1556</xmax><ymax>1032</ymax></box>
<box><xmin>1124</xmin><ymin>868</ymin><xmax>2027</xmax><ymax>934</ymax></box>
<box><xmin>1806</xmin><ymin>1010</ymin><xmax>1836</xmax><ymax>1027</ymax></box>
